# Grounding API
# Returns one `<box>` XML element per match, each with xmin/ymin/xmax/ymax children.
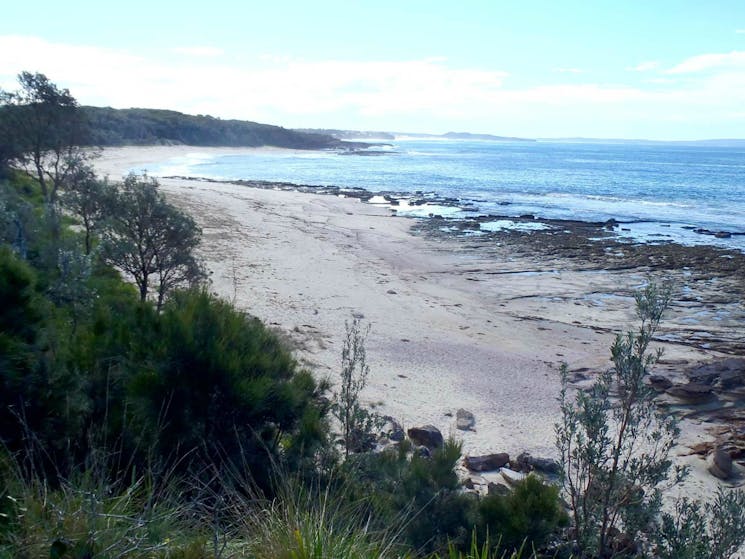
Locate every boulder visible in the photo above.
<box><xmin>515</xmin><ymin>452</ymin><xmax>562</xmax><ymax>475</ymax></box>
<box><xmin>464</xmin><ymin>474</ymin><xmax>487</xmax><ymax>490</ymax></box>
<box><xmin>465</xmin><ymin>453</ymin><xmax>510</xmax><ymax>472</ymax></box>
<box><xmin>389</xmin><ymin>427</ymin><xmax>405</xmax><ymax>442</ymax></box>
<box><xmin>666</xmin><ymin>383</ymin><xmax>716</xmax><ymax>404</ymax></box>
<box><xmin>456</xmin><ymin>409</ymin><xmax>476</xmax><ymax>431</ymax></box>
<box><xmin>384</xmin><ymin>417</ymin><xmax>405</xmax><ymax>442</ymax></box>
<box><xmin>708</xmin><ymin>448</ymin><xmax>733</xmax><ymax>480</ymax></box>
<box><xmin>407</xmin><ymin>425</ymin><xmax>443</xmax><ymax>449</ymax></box>
<box><xmin>500</xmin><ymin>467</ymin><xmax>527</xmax><ymax>486</ymax></box>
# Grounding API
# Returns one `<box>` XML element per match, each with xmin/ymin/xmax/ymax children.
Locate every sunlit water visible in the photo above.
<box><xmin>147</xmin><ymin>139</ymin><xmax>745</xmax><ymax>250</ymax></box>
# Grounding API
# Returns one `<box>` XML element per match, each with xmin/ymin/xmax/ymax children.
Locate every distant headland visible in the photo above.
<box><xmin>80</xmin><ymin>107</ymin><xmax>369</xmax><ymax>150</ymax></box>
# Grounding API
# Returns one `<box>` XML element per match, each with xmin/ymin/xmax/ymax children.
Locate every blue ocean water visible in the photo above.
<box><xmin>150</xmin><ymin>139</ymin><xmax>745</xmax><ymax>250</ymax></box>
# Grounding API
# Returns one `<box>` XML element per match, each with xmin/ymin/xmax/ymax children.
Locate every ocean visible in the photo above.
<box><xmin>149</xmin><ymin>139</ymin><xmax>745</xmax><ymax>251</ymax></box>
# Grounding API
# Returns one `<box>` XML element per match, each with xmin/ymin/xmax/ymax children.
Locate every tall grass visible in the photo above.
<box><xmin>232</xmin><ymin>470</ymin><xmax>406</xmax><ymax>559</ymax></box>
<box><xmin>0</xmin><ymin>448</ymin><xmax>207</xmax><ymax>559</ymax></box>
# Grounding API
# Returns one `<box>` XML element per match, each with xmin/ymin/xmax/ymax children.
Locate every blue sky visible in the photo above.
<box><xmin>2</xmin><ymin>1</ymin><xmax>745</xmax><ymax>139</ymax></box>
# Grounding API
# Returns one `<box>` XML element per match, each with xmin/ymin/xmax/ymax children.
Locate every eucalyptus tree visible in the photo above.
<box><xmin>103</xmin><ymin>173</ymin><xmax>205</xmax><ymax>309</ymax></box>
<box><xmin>60</xmin><ymin>163</ymin><xmax>111</xmax><ymax>255</ymax></box>
<box><xmin>0</xmin><ymin>72</ymin><xmax>90</xmax><ymax>205</ymax></box>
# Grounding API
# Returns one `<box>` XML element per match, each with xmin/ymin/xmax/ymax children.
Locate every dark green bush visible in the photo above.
<box><xmin>342</xmin><ymin>439</ymin><xmax>478</xmax><ymax>554</ymax></box>
<box><xmin>129</xmin><ymin>289</ymin><xmax>327</xmax><ymax>486</ymax></box>
<box><xmin>476</xmin><ymin>475</ymin><xmax>567</xmax><ymax>554</ymax></box>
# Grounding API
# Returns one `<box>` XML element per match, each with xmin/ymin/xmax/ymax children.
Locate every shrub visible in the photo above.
<box><xmin>344</xmin><ymin>438</ymin><xmax>477</xmax><ymax>554</ymax></box>
<box><xmin>129</xmin><ymin>289</ymin><xmax>328</xmax><ymax>487</ymax></box>
<box><xmin>556</xmin><ymin>282</ymin><xmax>745</xmax><ymax>558</ymax></box>
<box><xmin>331</xmin><ymin>318</ymin><xmax>383</xmax><ymax>457</ymax></box>
<box><xmin>556</xmin><ymin>282</ymin><xmax>679</xmax><ymax>556</ymax></box>
<box><xmin>477</xmin><ymin>475</ymin><xmax>567</xmax><ymax>554</ymax></box>
<box><xmin>655</xmin><ymin>488</ymin><xmax>745</xmax><ymax>559</ymax></box>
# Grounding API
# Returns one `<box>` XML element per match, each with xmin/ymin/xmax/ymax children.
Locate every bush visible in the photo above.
<box><xmin>556</xmin><ymin>282</ymin><xmax>745</xmax><ymax>558</ymax></box>
<box><xmin>343</xmin><ymin>438</ymin><xmax>477</xmax><ymax>554</ymax></box>
<box><xmin>556</xmin><ymin>282</ymin><xmax>679</xmax><ymax>556</ymax></box>
<box><xmin>129</xmin><ymin>289</ymin><xmax>328</xmax><ymax>487</ymax></box>
<box><xmin>476</xmin><ymin>475</ymin><xmax>567</xmax><ymax>555</ymax></box>
<box><xmin>331</xmin><ymin>318</ymin><xmax>382</xmax><ymax>457</ymax></box>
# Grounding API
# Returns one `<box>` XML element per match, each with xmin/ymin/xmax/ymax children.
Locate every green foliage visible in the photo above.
<box><xmin>0</xmin><ymin>453</ymin><xmax>205</xmax><ymax>559</ymax></box>
<box><xmin>555</xmin><ymin>282</ymin><xmax>745</xmax><ymax>558</ymax></box>
<box><xmin>332</xmin><ymin>318</ymin><xmax>383</xmax><ymax>457</ymax></box>
<box><xmin>477</xmin><ymin>476</ymin><xmax>568</xmax><ymax>555</ymax></box>
<box><xmin>102</xmin><ymin>173</ymin><xmax>205</xmax><ymax>308</ymax></box>
<box><xmin>655</xmin><ymin>488</ymin><xmax>745</xmax><ymax>559</ymax></box>
<box><xmin>60</xmin><ymin>163</ymin><xmax>111</xmax><ymax>254</ymax></box>
<box><xmin>0</xmin><ymin>72</ymin><xmax>90</xmax><ymax>203</ymax></box>
<box><xmin>556</xmin><ymin>282</ymin><xmax>679</xmax><ymax>556</ymax></box>
<box><xmin>82</xmin><ymin>106</ymin><xmax>342</xmax><ymax>149</ymax></box>
<box><xmin>242</xmin><ymin>477</ymin><xmax>402</xmax><ymax>559</ymax></box>
<box><xmin>130</xmin><ymin>289</ymin><xmax>326</xmax><ymax>485</ymax></box>
<box><xmin>438</xmin><ymin>531</ymin><xmax>528</xmax><ymax>559</ymax></box>
<box><xmin>344</xmin><ymin>438</ymin><xmax>478</xmax><ymax>554</ymax></box>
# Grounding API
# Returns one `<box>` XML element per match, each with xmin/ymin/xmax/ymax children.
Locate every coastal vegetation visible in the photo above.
<box><xmin>1</xmin><ymin>72</ymin><xmax>745</xmax><ymax>558</ymax></box>
<box><xmin>81</xmin><ymin>107</ymin><xmax>349</xmax><ymax>150</ymax></box>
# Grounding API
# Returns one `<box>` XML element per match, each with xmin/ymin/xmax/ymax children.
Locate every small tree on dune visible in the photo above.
<box><xmin>332</xmin><ymin>318</ymin><xmax>382</xmax><ymax>457</ymax></box>
<box><xmin>103</xmin><ymin>173</ymin><xmax>205</xmax><ymax>309</ymax></box>
<box><xmin>60</xmin><ymin>162</ymin><xmax>111</xmax><ymax>255</ymax></box>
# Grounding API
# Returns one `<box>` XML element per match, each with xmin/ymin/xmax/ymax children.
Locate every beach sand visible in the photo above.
<box><xmin>94</xmin><ymin>146</ymin><xmax>744</xmax><ymax>498</ymax></box>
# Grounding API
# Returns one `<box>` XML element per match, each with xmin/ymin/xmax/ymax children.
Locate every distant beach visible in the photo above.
<box><xmin>95</xmin><ymin>145</ymin><xmax>745</xmax><ymax>498</ymax></box>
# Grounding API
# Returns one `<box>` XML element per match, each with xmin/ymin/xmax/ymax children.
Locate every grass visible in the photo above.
<box><xmin>0</xmin><ymin>435</ymin><xmax>556</xmax><ymax>559</ymax></box>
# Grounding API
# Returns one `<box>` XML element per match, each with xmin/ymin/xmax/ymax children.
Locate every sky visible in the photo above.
<box><xmin>1</xmin><ymin>1</ymin><xmax>744</xmax><ymax>140</ymax></box>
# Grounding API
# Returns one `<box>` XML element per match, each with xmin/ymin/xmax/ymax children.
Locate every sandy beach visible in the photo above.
<box><xmin>94</xmin><ymin>146</ymin><xmax>745</xmax><ymax>495</ymax></box>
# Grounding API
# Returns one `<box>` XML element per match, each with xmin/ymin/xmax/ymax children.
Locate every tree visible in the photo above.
<box><xmin>60</xmin><ymin>163</ymin><xmax>111</xmax><ymax>255</ymax></box>
<box><xmin>0</xmin><ymin>72</ymin><xmax>90</xmax><ymax>204</ymax></box>
<box><xmin>103</xmin><ymin>173</ymin><xmax>205</xmax><ymax>309</ymax></box>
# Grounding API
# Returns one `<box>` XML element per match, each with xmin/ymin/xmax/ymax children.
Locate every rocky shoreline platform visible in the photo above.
<box><xmin>96</xmin><ymin>146</ymin><xmax>745</xmax><ymax>503</ymax></box>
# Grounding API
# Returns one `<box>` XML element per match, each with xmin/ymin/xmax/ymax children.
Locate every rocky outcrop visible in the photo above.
<box><xmin>648</xmin><ymin>375</ymin><xmax>673</xmax><ymax>391</ymax></box>
<box><xmin>515</xmin><ymin>452</ymin><xmax>561</xmax><ymax>475</ymax></box>
<box><xmin>686</xmin><ymin>358</ymin><xmax>745</xmax><ymax>389</ymax></box>
<box><xmin>666</xmin><ymin>383</ymin><xmax>716</xmax><ymax>404</ymax></box>
<box><xmin>407</xmin><ymin>425</ymin><xmax>443</xmax><ymax>449</ymax></box>
<box><xmin>465</xmin><ymin>453</ymin><xmax>510</xmax><ymax>472</ymax></box>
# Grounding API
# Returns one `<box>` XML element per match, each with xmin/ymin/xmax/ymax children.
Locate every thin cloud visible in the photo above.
<box><xmin>666</xmin><ymin>50</ymin><xmax>745</xmax><ymax>74</ymax></box>
<box><xmin>737</xmin><ymin>29</ymin><xmax>745</xmax><ymax>34</ymax></box>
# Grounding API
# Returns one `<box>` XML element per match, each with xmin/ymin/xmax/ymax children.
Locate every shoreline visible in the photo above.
<box><xmin>93</xmin><ymin>146</ymin><xmax>745</xmax><ymax>496</ymax></box>
<box><xmin>160</xmin><ymin>175</ymin><xmax>745</xmax><ymax>251</ymax></box>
